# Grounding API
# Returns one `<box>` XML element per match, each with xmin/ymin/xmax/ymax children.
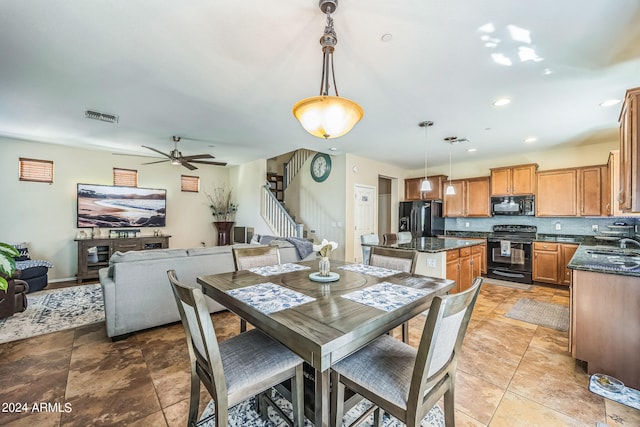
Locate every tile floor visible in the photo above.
<box><xmin>0</xmin><ymin>281</ymin><xmax>638</xmax><ymax>426</ymax></box>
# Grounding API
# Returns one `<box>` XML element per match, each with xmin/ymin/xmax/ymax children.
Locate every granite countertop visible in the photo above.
<box><xmin>568</xmin><ymin>244</ymin><xmax>640</xmax><ymax>277</ymax></box>
<box><xmin>365</xmin><ymin>237</ymin><xmax>485</xmax><ymax>253</ymax></box>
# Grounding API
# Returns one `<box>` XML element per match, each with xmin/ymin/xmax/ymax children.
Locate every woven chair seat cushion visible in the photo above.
<box><xmin>236</xmin><ymin>254</ymin><xmax>280</xmax><ymax>270</ymax></box>
<box><xmin>331</xmin><ymin>334</ymin><xmax>427</xmax><ymax>409</ymax></box>
<box><xmin>221</xmin><ymin>329</ymin><xmax>302</xmax><ymax>396</ymax></box>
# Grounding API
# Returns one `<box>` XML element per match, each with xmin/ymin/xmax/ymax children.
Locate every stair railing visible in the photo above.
<box><xmin>284</xmin><ymin>149</ymin><xmax>314</xmax><ymax>190</ymax></box>
<box><xmin>261</xmin><ymin>184</ymin><xmax>302</xmax><ymax>238</ymax></box>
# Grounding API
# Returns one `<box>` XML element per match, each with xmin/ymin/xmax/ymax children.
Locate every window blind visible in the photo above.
<box><xmin>113</xmin><ymin>168</ymin><xmax>138</xmax><ymax>187</ymax></box>
<box><xmin>181</xmin><ymin>175</ymin><xmax>200</xmax><ymax>192</ymax></box>
<box><xmin>19</xmin><ymin>158</ymin><xmax>54</xmax><ymax>183</ymax></box>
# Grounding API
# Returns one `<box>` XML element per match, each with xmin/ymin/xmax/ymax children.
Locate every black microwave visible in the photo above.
<box><xmin>491</xmin><ymin>195</ymin><xmax>535</xmax><ymax>216</ymax></box>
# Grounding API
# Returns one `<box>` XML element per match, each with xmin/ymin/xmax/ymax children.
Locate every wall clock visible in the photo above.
<box><xmin>310</xmin><ymin>153</ymin><xmax>332</xmax><ymax>183</ymax></box>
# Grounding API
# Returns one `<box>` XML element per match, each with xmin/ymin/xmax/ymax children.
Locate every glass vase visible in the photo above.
<box><xmin>319</xmin><ymin>257</ymin><xmax>331</xmax><ymax>276</ymax></box>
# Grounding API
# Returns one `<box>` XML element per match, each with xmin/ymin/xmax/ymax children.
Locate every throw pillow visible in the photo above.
<box><xmin>12</xmin><ymin>243</ymin><xmax>30</xmax><ymax>261</ymax></box>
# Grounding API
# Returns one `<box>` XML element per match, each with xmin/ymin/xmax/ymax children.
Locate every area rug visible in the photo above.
<box><xmin>504</xmin><ymin>298</ymin><xmax>569</xmax><ymax>332</ymax></box>
<box><xmin>0</xmin><ymin>284</ymin><xmax>104</xmax><ymax>344</ymax></box>
<box><xmin>199</xmin><ymin>389</ymin><xmax>445</xmax><ymax>426</ymax></box>
<box><xmin>484</xmin><ymin>278</ymin><xmax>533</xmax><ymax>291</ymax></box>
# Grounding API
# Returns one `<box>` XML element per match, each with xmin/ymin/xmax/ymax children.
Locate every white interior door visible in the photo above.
<box><xmin>353</xmin><ymin>184</ymin><xmax>376</xmax><ymax>262</ymax></box>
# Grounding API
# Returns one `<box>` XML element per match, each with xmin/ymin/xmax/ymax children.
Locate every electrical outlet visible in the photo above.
<box><xmin>555</xmin><ymin>222</ymin><xmax>562</xmax><ymax>231</ymax></box>
<box><xmin>465</xmin><ymin>222</ymin><xmax>470</xmax><ymax>228</ymax></box>
<box><xmin>592</xmin><ymin>225</ymin><xmax>598</xmax><ymax>232</ymax></box>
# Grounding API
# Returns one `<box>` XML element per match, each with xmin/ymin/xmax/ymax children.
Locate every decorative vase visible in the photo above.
<box><xmin>319</xmin><ymin>256</ymin><xmax>331</xmax><ymax>276</ymax></box>
<box><xmin>214</xmin><ymin>221</ymin><xmax>235</xmax><ymax>246</ymax></box>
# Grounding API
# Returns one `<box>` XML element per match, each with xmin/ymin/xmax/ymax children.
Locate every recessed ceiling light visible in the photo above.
<box><xmin>524</xmin><ymin>137</ymin><xmax>537</xmax><ymax>143</ymax></box>
<box><xmin>329</xmin><ymin>147</ymin><xmax>338</xmax><ymax>151</ymax></box>
<box><xmin>381</xmin><ymin>33</ymin><xmax>392</xmax><ymax>42</ymax></box>
<box><xmin>467</xmin><ymin>148</ymin><xmax>477</xmax><ymax>152</ymax></box>
<box><xmin>543</xmin><ymin>68</ymin><xmax>553</xmax><ymax>75</ymax></box>
<box><xmin>599</xmin><ymin>99</ymin><xmax>621</xmax><ymax>107</ymax></box>
<box><xmin>493</xmin><ymin>98</ymin><xmax>511</xmax><ymax>107</ymax></box>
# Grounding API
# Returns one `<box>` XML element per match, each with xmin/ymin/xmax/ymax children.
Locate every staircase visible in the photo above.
<box><xmin>260</xmin><ymin>149</ymin><xmax>314</xmax><ymax>238</ymax></box>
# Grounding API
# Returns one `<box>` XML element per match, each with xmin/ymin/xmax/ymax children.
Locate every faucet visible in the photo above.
<box><xmin>619</xmin><ymin>238</ymin><xmax>640</xmax><ymax>249</ymax></box>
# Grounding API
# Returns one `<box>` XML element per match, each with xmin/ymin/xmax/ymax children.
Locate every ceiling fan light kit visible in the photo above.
<box><xmin>292</xmin><ymin>0</ymin><xmax>364</xmax><ymax>139</ymax></box>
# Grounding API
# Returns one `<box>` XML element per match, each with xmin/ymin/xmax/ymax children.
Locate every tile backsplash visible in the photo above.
<box><xmin>446</xmin><ymin>216</ymin><xmax>639</xmax><ymax>237</ymax></box>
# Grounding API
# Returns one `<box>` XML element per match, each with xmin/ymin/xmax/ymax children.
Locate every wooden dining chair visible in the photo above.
<box><xmin>167</xmin><ymin>270</ymin><xmax>304</xmax><ymax>427</ymax></box>
<box><xmin>330</xmin><ymin>277</ymin><xmax>483</xmax><ymax>427</ymax></box>
<box><xmin>369</xmin><ymin>246</ymin><xmax>418</xmax><ymax>344</ymax></box>
<box><xmin>383</xmin><ymin>233</ymin><xmax>398</xmax><ymax>245</ymax></box>
<box><xmin>232</xmin><ymin>246</ymin><xmax>281</xmax><ymax>331</ymax></box>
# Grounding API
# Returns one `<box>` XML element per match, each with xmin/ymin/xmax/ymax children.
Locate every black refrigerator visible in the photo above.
<box><xmin>399</xmin><ymin>201</ymin><xmax>444</xmax><ymax>238</ymax></box>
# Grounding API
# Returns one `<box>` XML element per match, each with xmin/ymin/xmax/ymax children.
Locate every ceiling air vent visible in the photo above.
<box><xmin>85</xmin><ymin>110</ymin><xmax>119</xmax><ymax>123</ymax></box>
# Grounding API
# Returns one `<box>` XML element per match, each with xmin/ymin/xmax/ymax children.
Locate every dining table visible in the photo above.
<box><xmin>197</xmin><ymin>259</ymin><xmax>455</xmax><ymax>427</ymax></box>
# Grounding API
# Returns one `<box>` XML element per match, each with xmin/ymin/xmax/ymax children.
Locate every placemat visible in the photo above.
<box><xmin>227</xmin><ymin>282</ymin><xmax>315</xmax><ymax>314</ymax></box>
<box><xmin>341</xmin><ymin>282</ymin><xmax>429</xmax><ymax>312</ymax></box>
<box><xmin>248</xmin><ymin>262</ymin><xmax>311</xmax><ymax>276</ymax></box>
<box><xmin>588</xmin><ymin>375</ymin><xmax>640</xmax><ymax>410</ymax></box>
<box><xmin>338</xmin><ymin>263</ymin><xmax>401</xmax><ymax>278</ymax></box>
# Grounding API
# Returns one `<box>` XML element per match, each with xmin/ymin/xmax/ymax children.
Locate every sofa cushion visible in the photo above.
<box><xmin>186</xmin><ymin>246</ymin><xmax>233</xmax><ymax>257</ymax></box>
<box><xmin>110</xmin><ymin>248</ymin><xmax>188</xmax><ymax>264</ymax></box>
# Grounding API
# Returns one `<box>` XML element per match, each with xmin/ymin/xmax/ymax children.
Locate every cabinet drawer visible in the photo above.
<box><xmin>459</xmin><ymin>247</ymin><xmax>471</xmax><ymax>257</ymax></box>
<box><xmin>533</xmin><ymin>242</ymin><xmax>558</xmax><ymax>251</ymax></box>
<box><xmin>113</xmin><ymin>241</ymin><xmax>141</xmax><ymax>252</ymax></box>
<box><xmin>471</xmin><ymin>245</ymin><xmax>482</xmax><ymax>254</ymax></box>
<box><xmin>446</xmin><ymin>249</ymin><xmax>459</xmax><ymax>261</ymax></box>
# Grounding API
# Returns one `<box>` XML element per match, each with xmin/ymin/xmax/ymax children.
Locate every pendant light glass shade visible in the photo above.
<box><xmin>292</xmin><ymin>0</ymin><xmax>363</xmax><ymax>139</ymax></box>
<box><xmin>420</xmin><ymin>179</ymin><xmax>432</xmax><ymax>192</ymax></box>
<box><xmin>292</xmin><ymin>96</ymin><xmax>364</xmax><ymax>139</ymax></box>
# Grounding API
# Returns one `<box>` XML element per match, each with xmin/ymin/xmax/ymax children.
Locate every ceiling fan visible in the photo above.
<box><xmin>141</xmin><ymin>136</ymin><xmax>227</xmax><ymax>170</ymax></box>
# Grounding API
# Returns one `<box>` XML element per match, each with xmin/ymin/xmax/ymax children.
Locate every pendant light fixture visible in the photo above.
<box><xmin>445</xmin><ymin>147</ymin><xmax>456</xmax><ymax>195</ymax></box>
<box><xmin>292</xmin><ymin>0</ymin><xmax>364</xmax><ymax>139</ymax></box>
<box><xmin>419</xmin><ymin>121</ymin><xmax>434</xmax><ymax>192</ymax></box>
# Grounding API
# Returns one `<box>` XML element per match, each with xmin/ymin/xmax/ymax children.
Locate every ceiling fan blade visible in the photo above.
<box><xmin>142</xmin><ymin>145</ymin><xmax>172</xmax><ymax>159</ymax></box>
<box><xmin>113</xmin><ymin>153</ymin><xmax>164</xmax><ymax>159</ymax></box>
<box><xmin>181</xmin><ymin>154</ymin><xmax>215</xmax><ymax>161</ymax></box>
<box><xmin>142</xmin><ymin>159</ymin><xmax>170</xmax><ymax>165</ymax></box>
<box><xmin>188</xmin><ymin>160</ymin><xmax>228</xmax><ymax>166</ymax></box>
<box><xmin>181</xmin><ymin>160</ymin><xmax>198</xmax><ymax>170</ymax></box>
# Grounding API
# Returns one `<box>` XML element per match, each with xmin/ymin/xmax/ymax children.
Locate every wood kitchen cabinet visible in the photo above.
<box><xmin>443</xmin><ymin>176</ymin><xmax>490</xmax><ymax>217</ymax></box>
<box><xmin>571</xmin><ymin>269</ymin><xmax>640</xmax><ymax>389</ymax></box>
<box><xmin>537</xmin><ymin>165</ymin><xmax>609</xmax><ymax>217</ymax></box>
<box><xmin>532</xmin><ymin>242</ymin><xmax>560</xmax><ymax>283</ymax></box>
<box><xmin>445</xmin><ymin>246</ymin><xmax>478</xmax><ymax>294</ymax></box>
<box><xmin>404</xmin><ymin>175</ymin><xmax>447</xmax><ymax>201</ymax></box>
<box><xmin>618</xmin><ymin>87</ymin><xmax>640</xmax><ymax>212</ymax></box>
<box><xmin>490</xmin><ymin>163</ymin><xmax>537</xmax><ymax>196</ymax></box>
<box><xmin>532</xmin><ymin>241</ymin><xmax>578</xmax><ymax>286</ymax></box>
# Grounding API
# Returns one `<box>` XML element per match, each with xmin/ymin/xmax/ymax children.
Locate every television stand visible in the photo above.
<box><xmin>75</xmin><ymin>235</ymin><xmax>171</xmax><ymax>283</ymax></box>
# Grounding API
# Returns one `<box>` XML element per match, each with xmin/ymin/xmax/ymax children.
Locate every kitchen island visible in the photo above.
<box><xmin>567</xmin><ymin>244</ymin><xmax>640</xmax><ymax>390</ymax></box>
<box><xmin>363</xmin><ymin>236</ymin><xmax>486</xmax><ymax>293</ymax></box>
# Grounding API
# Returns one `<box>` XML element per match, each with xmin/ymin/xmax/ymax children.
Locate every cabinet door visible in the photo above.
<box><xmin>458</xmin><ymin>252</ymin><xmax>472</xmax><ymax>292</ymax></box>
<box><xmin>511</xmin><ymin>164</ymin><xmax>536</xmax><ymax>195</ymax></box>
<box><xmin>443</xmin><ymin>180</ymin><xmax>465</xmax><ymax>217</ymax></box>
<box><xmin>490</xmin><ymin>168</ymin><xmax>511</xmax><ymax>196</ymax></box>
<box><xmin>561</xmin><ymin>244</ymin><xmax>578</xmax><ymax>285</ymax></box>
<box><xmin>479</xmin><ymin>243</ymin><xmax>487</xmax><ymax>274</ymax></box>
<box><xmin>579</xmin><ymin>166</ymin><xmax>604</xmax><ymax>216</ymax></box>
<box><xmin>445</xmin><ymin>249</ymin><xmax>460</xmax><ymax>294</ymax></box>
<box><xmin>421</xmin><ymin>175</ymin><xmax>445</xmax><ymax>200</ymax></box>
<box><xmin>536</xmin><ymin>169</ymin><xmax>578</xmax><ymax>216</ymax></box>
<box><xmin>404</xmin><ymin>178</ymin><xmax>423</xmax><ymax>201</ymax></box>
<box><xmin>466</xmin><ymin>177</ymin><xmax>491</xmax><ymax>217</ymax></box>
<box><xmin>619</xmin><ymin>92</ymin><xmax>632</xmax><ymax>211</ymax></box>
<box><xmin>533</xmin><ymin>243</ymin><xmax>560</xmax><ymax>284</ymax></box>
<box><xmin>470</xmin><ymin>250</ymin><xmax>482</xmax><ymax>282</ymax></box>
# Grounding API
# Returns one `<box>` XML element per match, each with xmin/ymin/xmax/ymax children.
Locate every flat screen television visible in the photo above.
<box><xmin>77</xmin><ymin>184</ymin><xmax>166</xmax><ymax>228</ymax></box>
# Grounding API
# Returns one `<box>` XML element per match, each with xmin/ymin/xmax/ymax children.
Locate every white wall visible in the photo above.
<box><xmin>229</xmin><ymin>158</ymin><xmax>273</xmax><ymax>236</ymax></box>
<box><xmin>0</xmin><ymin>137</ymin><xmax>251</xmax><ymax>281</ymax></box>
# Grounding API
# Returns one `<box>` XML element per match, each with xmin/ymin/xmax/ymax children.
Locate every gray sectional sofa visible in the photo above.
<box><xmin>99</xmin><ymin>241</ymin><xmax>315</xmax><ymax>339</ymax></box>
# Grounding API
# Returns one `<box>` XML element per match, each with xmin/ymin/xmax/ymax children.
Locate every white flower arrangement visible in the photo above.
<box><xmin>313</xmin><ymin>239</ymin><xmax>338</xmax><ymax>257</ymax></box>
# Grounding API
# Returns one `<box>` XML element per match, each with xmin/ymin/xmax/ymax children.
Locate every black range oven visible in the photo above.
<box><xmin>486</xmin><ymin>225</ymin><xmax>537</xmax><ymax>284</ymax></box>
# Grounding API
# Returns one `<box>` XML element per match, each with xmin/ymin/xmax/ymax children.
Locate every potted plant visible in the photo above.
<box><xmin>0</xmin><ymin>242</ymin><xmax>19</xmax><ymax>291</ymax></box>
<box><xmin>205</xmin><ymin>185</ymin><xmax>238</xmax><ymax>246</ymax></box>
